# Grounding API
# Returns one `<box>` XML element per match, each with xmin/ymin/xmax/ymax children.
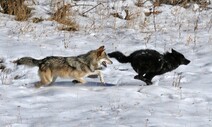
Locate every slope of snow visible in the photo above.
<box><xmin>0</xmin><ymin>0</ymin><xmax>212</xmax><ymax>127</ymax></box>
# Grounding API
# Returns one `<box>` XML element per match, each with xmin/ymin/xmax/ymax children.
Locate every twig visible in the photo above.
<box><xmin>194</xmin><ymin>13</ymin><xmax>200</xmax><ymax>31</ymax></box>
<box><xmin>46</xmin><ymin>3</ymin><xmax>93</xmax><ymax>15</ymax></box>
<box><xmin>71</xmin><ymin>4</ymin><xmax>93</xmax><ymax>7</ymax></box>
<box><xmin>208</xmin><ymin>18</ymin><xmax>212</xmax><ymax>32</ymax></box>
<box><xmin>152</xmin><ymin>6</ymin><xmax>157</xmax><ymax>31</ymax></box>
<box><xmin>135</xmin><ymin>0</ymin><xmax>149</xmax><ymax>7</ymax></box>
<box><xmin>82</xmin><ymin>3</ymin><xmax>103</xmax><ymax>15</ymax></box>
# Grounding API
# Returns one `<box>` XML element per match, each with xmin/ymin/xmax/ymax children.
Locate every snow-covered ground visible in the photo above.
<box><xmin>0</xmin><ymin>0</ymin><xmax>212</xmax><ymax>127</ymax></box>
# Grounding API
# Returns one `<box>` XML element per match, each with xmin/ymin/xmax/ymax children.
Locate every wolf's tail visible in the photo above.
<box><xmin>13</xmin><ymin>57</ymin><xmax>41</xmax><ymax>67</ymax></box>
<box><xmin>108</xmin><ymin>51</ymin><xmax>130</xmax><ymax>63</ymax></box>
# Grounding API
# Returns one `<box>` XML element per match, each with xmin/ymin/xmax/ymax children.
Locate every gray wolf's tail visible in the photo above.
<box><xmin>108</xmin><ymin>51</ymin><xmax>130</xmax><ymax>63</ymax></box>
<box><xmin>13</xmin><ymin>57</ymin><xmax>41</xmax><ymax>67</ymax></box>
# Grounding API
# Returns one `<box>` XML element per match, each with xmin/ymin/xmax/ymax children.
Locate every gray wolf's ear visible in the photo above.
<box><xmin>97</xmin><ymin>46</ymin><xmax>105</xmax><ymax>57</ymax></box>
<box><xmin>98</xmin><ymin>46</ymin><xmax>105</xmax><ymax>50</ymax></box>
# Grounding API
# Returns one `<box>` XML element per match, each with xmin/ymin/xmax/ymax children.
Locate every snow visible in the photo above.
<box><xmin>0</xmin><ymin>0</ymin><xmax>212</xmax><ymax>127</ymax></box>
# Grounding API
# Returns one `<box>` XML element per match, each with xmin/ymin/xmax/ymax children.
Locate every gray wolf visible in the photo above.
<box><xmin>14</xmin><ymin>46</ymin><xmax>113</xmax><ymax>88</ymax></box>
<box><xmin>108</xmin><ymin>49</ymin><xmax>190</xmax><ymax>85</ymax></box>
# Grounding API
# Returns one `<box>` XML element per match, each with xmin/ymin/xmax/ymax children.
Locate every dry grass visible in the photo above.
<box><xmin>0</xmin><ymin>64</ymin><xmax>5</xmax><ymax>70</ymax></box>
<box><xmin>155</xmin><ymin>0</ymin><xmax>186</xmax><ymax>5</ymax></box>
<box><xmin>0</xmin><ymin>58</ymin><xmax>5</xmax><ymax>70</ymax></box>
<box><xmin>172</xmin><ymin>72</ymin><xmax>182</xmax><ymax>88</ymax></box>
<box><xmin>52</xmin><ymin>4</ymin><xmax>79</xmax><ymax>31</ymax></box>
<box><xmin>0</xmin><ymin>0</ymin><xmax>31</xmax><ymax>21</ymax></box>
<box><xmin>111</xmin><ymin>9</ymin><xmax>134</xmax><ymax>20</ymax></box>
<box><xmin>135</xmin><ymin>0</ymin><xmax>146</xmax><ymax>7</ymax></box>
<box><xmin>144</xmin><ymin>10</ymin><xmax>162</xmax><ymax>16</ymax></box>
<box><xmin>32</xmin><ymin>17</ymin><xmax>44</xmax><ymax>23</ymax></box>
<box><xmin>154</xmin><ymin>0</ymin><xmax>210</xmax><ymax>8</ymax></box>
<box><xmin>15</xmin><ymin>5</ymin><xmax>31</xmax><ymax>21</ymax></box>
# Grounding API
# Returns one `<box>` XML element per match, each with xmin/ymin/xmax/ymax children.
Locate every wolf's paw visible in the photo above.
<box><xmin>72</xmin><ymin>80</ymin><xmax>81</xmax><ymax>84</ymax></box>
<box><xmin>100</xmin><ymin>78</ymin><xmax>105</xmax><ymax>84</ymax></box>
<box><xmin>145</xmin><ymin>80</ymin><xmax>153</xmax><ymax>85</ymax></box>
<box><xmin>134</xmin><ymin>75</ymin><xmax>139</xmax><ymax>79</ymax></box>
<box><xmin>35</xmin><ymin>83</ymin><xmax>42</xmax><ymax>88</ymax></box>
<box><xmin>35</xmin><ymin>83</ymin><xmax>41</xmax><ymax>88</ymax></box>
<box><xmin>134</xmin><ymin>75</ymin><xmax>152</xmax><ymax>85</ymax></box>
<box><xmin>101</xmin><ymin>81</ymin><xmax>105</xmax><ymax>85</ymax></box>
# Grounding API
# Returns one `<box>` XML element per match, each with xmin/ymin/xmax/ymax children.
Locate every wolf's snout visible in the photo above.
<box><xmin>101</xmin><ymin>59</ymin><xmax>113</xmax><ymax>67</ymax></box>
<box><xmin>184</xmin><ymin>59</ymin><xmax>190</xmax><ymax>65</ymax></box>
<box><xmin>102</xmin><ymin>61</ymin><xmax>107</xmax><ymax>67</ymax></box>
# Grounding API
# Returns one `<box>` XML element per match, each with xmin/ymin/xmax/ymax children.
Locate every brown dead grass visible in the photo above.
<box><xmin>32</xmin><ymin>17</ymin><xmax>44</xmax><ymax>23</ymax></box>
<box><xmin>52</xmin><ymin>4</ymin><xmax>79</xmax><ymax>31</ymax></box>
<box><xmin>135</xmin><ymin>0</ymin><xmax>145</xmax><ymax>7</ymax></box>
<box><xmin>154</xmin><ymin>0</ymin><xmax>210</xmax><ymax>8</ymax></box>
<box><xmin>15</xmin><ymin>5</ymin><xmax>31</xmax><ymax>21</ymax></box>
<box><xmin>111</xmin><ymin>9</ymin><xmax>134</xmax><ymax>20</ymax></box>
<box><xmin>145</xmin><ymin>10</ymin><xmax>162</xmax><ymax>16</ymax></box>
<box><xmin>0</xmin><ymin>0</ymin><xmax>31</xmax><ymax>21</ymax></box>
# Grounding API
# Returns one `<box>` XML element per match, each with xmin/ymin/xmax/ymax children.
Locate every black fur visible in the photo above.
<box><xmin>108</xmin><ymin>49</ymin><xmax>190</xmax><ymax>85</ymax></box>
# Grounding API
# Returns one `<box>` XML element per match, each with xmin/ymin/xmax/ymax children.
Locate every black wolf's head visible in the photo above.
<box><xmin>171</xmin><ymin>49</ymin><xmax>190</xmax><ymax>65</ymax></box>
<box><xmin>108</xmin><ymin>51</ymin><xmax>130</xmax><ymax>63</ymax></box>
<box><xmin>108</xmin><ymin>51</ymin><xmax>125</xmax><ymax>60</ymax></box>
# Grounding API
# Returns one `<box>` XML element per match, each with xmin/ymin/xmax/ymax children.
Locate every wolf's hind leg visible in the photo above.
<box><xmin>72</xmin><ymin>80</ymin><xmax>81</xmax><ymax>84</ymax></box>
<box><xmin>36</xmin><ymin>69</ymin><xmax>53</xmax><ymax>88</ymax></box>
<box><xmin>48</xmin><ymin>76</ymin><xmax>57</xmax><ymax>86</ymax></box>
<box><xmin>72</xmin><ymin>78</ymin><xmax>86</xmax><ymax>84</ymax></box>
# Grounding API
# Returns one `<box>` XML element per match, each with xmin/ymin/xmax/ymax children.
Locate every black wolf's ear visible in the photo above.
<box><xmin>171</xmin><ymin>49</ymin><xmax>177</xmax><ymax>53</ymax></box>
<box><xmin>97</xmin><ymin>46</ymin><xmax>105</xmax><ymax>57</ymax></box>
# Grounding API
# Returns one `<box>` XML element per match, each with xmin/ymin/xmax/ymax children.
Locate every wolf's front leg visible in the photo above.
<box><xmin>94</xmin><ymin>70</ymin><xmax>105</xmax><ymax>84</ymax></box>
<box><xmin>134</xmin><ymin>74</ymin><xmax>152</xmax><ymax>85</ymax></box>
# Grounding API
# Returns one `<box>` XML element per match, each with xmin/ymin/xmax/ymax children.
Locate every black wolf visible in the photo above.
<box><xmin>108</xmin><ymin>49</ymin><xmax>190</xmax><ymax>85</ymax></box>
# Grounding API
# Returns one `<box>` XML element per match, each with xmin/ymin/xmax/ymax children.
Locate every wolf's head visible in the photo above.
<box><xmin>96</xmin><ymin>46</ymin><xmax>113</xmax><ymax>67</ymax></box>
<box><xmin>171</xmin><ymin>49</ymin><xmax>190</xmax><ymax>65</ymax></box>
<box><xmin>108</xmin><ymin>51</ymin><xmax>130</xmax><ymax>63</ymax></box>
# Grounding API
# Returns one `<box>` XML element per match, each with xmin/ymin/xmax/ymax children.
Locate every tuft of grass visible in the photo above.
<box><xmin>32</xmin><ymin>17</ymin><xmax>44</xmax><ymax>23</ymax></box>
<box><xmin>58</xmin><ymin>25</ymin><xmax>79</xmax><ymax>31</ymax></box>
<box><xmin>52</xmin><ymin>4</ymin><xmax>79</xmax><ymax>31</ymax></box>
<box><xmin>52</xmin><ymin>4</ymin><xmax>71</xmax><ymax>21</ymax></box>
<box><xmin>172</xmin><ymin>72</ymin><xmax>182</xmax><ymax>88</ymax></box>
<box><xmin>135</xmin><ymin>0</ymin><xmax>145</xmax><ymax>7</ymax></box>
<box><xmin>0</xmin><ymin>64</ymin><xmax>5</xmax><ymax>70</ymax></box>
<box><xmin>0</xmin><ymin>58</ymin><xmax>5</xmax><ymax>70</ymax></box>
<box><xmin>154</xmin><ymin>0</ymin><xmax>187</xmax><ymax>6</ymax></box>
<box><xmin>111</xmin><ymin>9</ymin><xmax>134</xmax><ymax>20</ymax></box>
<box><xmin>144</xmin><ymin>10</ymin><xmax>162</xmax><ymax>17</ymax></box>
<box><xmin>0</xmin><ymin>0</ymin><xmax>31</xmax><ymax>21</ymax></box>
<box><xmin>154</xmin><ymin>0</ymin><xmax>210</xmax><ymax>8</ymax></box>
<box><xmin>15</xmin><ymin>5</ymin><xmax>32</xmax><ymax>21</ymax></box>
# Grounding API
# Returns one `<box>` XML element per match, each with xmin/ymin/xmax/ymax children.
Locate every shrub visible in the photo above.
<box><xmin>0</xmin><ymin>0</ymin><xmax>31</xmax><ymax>21</ymax></box>
<box><xmin>52</xmin><ymin>4</ymin><xmax>79</xmax><ymax>31</ymax></box>
<box><xmin>154</xmin><ymin>0</ymin><xmax>210</xmax><ymax>7</ymax></box>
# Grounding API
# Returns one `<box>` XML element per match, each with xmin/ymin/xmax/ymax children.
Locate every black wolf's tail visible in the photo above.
<box><xmin>108</xmin><ymin>51</ymin><xmax>130</xmax><ymax>63</ymax></box>
<box><xmin>13</xmin><ymin>57</ymin><xmax>41</xmax><ymax>67</ymax></box>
